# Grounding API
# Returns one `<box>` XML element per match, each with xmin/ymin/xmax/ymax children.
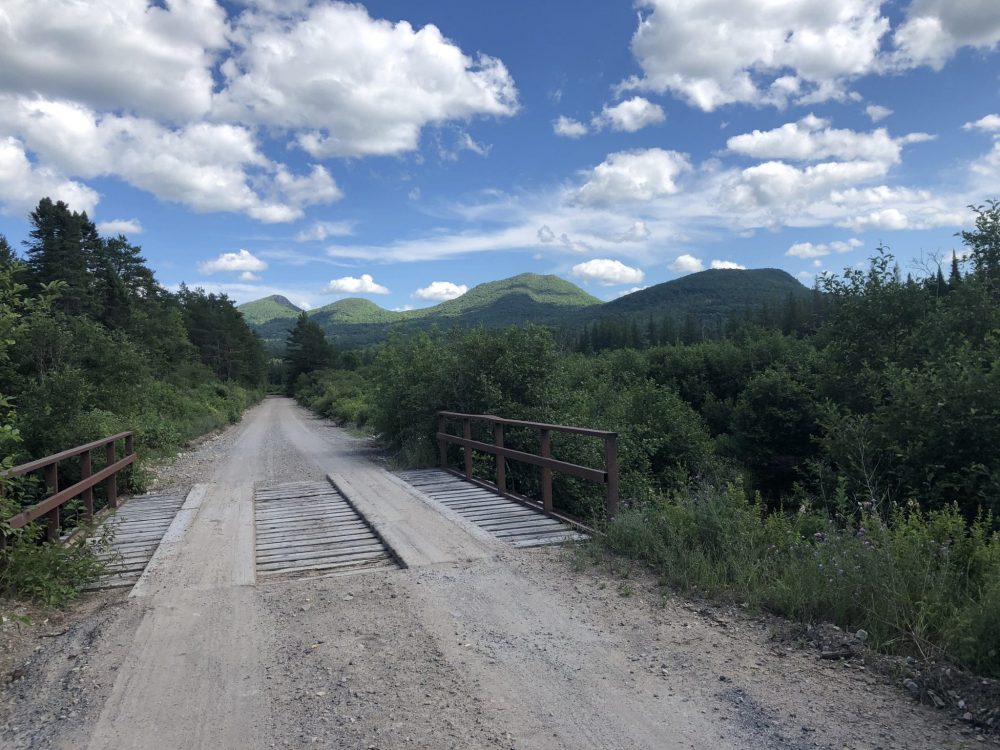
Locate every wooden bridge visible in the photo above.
<box><xmin>1</xmin><ymin>408</ymin><xmax>616</xmax><ymax>590</ymax></box>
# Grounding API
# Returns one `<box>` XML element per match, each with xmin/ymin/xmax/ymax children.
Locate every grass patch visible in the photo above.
<box><xmin>595</xmin><ymin>480</ymin><xmax>1000</xmax><ymax>677</ymax></box>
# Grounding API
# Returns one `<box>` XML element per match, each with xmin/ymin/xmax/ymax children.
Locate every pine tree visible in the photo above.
<box><xmin>0</xmin><ymin>234</ymin><xmax>15</xmax><ymax>267</ymax></box>
<box><xmin>284</xmin><ymin>312</ymin><xmax>334</xmax><ymax>393</ymax></box>
<box><xmin>949</xmin><ymin>251</ymin><xmax>962</xmax><ymax>290</ymax></box>
<box><xmin>24</xmin><ymin>198</ymin><xmax>96</xmax><ymax>315</ymax></box>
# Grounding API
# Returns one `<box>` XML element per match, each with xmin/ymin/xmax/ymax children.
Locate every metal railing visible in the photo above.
<box><xmin>436</xmin><ymin>411</ymin><xmax>619</xmax><ymax>520</ymax></box>
<box><xmin>1</xmin><ymin>432</ymin><xmax>136</xmax><ymax>543</ymax></box>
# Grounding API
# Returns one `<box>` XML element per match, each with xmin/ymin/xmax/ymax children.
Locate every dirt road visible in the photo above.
<box><xmin>0</xmin><ymin>398</ymin><xmax>982</xmax><ymax>748</ymax></box>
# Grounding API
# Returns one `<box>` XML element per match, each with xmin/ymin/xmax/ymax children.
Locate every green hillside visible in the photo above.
<box><xmin>599</xmin><ymin>268</ymin><xmax>811</xmax><ymax>322</ymax></box>
<box><xmin>237</xmin><ymin>294</ymin><xmax>302</xmax><ymax>325</ymax></box>
<box><xmin>243</xmin><ymin>268</ymin><xmax>810</xmax><ymax>350</ymax></box>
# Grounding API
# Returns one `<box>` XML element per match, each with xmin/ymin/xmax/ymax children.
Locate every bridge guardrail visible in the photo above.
<box><xmin>1</xmin><ymin>432</ymin><xmax>136</xmax><ymax>545</ymax></box>
<box><xmin>436</xmin><ymin>411</ymin><xmax>618</xmax><ymax>521</ymax></box>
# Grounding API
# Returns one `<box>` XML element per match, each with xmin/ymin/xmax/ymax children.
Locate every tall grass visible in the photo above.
<box><xmin>598</xmin><ymin>481</ymin><xmax>1000</xmax><ymax>676</ymax></box>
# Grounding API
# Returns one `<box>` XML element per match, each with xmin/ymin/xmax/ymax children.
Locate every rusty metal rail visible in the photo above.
<box><xmin>436</xmin><ymin>412</ymin><xmax>619</xmax><ymax>520</ymax></box>
<box><xmin>2</xmin><ymin>432</ymin><xmax>136</xmax><ymax>543</ymax></box>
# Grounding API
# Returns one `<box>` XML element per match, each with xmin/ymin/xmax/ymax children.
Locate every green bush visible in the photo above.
<box><xmin>597</xmin><ymin>484</ymin><xmax>1000</xmax><ymax>676</ymax></box>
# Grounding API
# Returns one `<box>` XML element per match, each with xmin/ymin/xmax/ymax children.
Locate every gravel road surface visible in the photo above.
<box><xmin>0</xmin><ymin>397</ymin><xmax>985</xmax><ymax>749</ymax></box>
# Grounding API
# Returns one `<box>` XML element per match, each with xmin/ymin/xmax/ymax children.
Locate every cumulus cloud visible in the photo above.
<box><xmin>614</xmin><ymin>220</ymin><xmax>652</xmax><ymax>243</ymax></box>
<box><xmin>553</xmin><ymin>116</ymin><xmax>588</xmax><ymax>138</ymax></box>
<box><xmin>786</xmin><ymin>238</ymin><xmax>863</xmax><ymax>258</ymax></box>
<box><xmin>890</xmin><ymin>0</ymin><xmax>1000</xmax><ymax>70</ymax></box>
<box><xmin>963</xmin><ymin>114</ymin><xmax>1000</xmax><ymax>133</ymax></box>
<box><xmin>96</xmin><ymin>218</ymin><xmax>142</xmax><ymax>235</ymax></box>
<box><xmin>0</xmin><ymin>96</ymin><xmax>343</xmax><ymax>222</ymax></box>
<box><xmin>669</xmin><ymin>254</ymin><xmax>704</xmax><ymax>273</ymax></box>
<box><xmin>324</xmin><ymin>274</ymin><xmax>389</xmax><ymax>295</ymax></box>
<box><xmin>843</xmin><ymin>207</ymin><xmax>911</xmax><ymax>230</ymax></box>
<box><xmin>726</xmin><ymin>114</ymin><xmax>932</xmax><ymax>165</ymax></box>
<box><xmin>622</xmin><ymin>0</ymin><xmax>889</xmax><ymax>110</ymax></box>
<box><xmin>412</xmin><ymin>280</ymin><xmax>468</xmax><ymax>301</ymax></box>
<box><xmin>239</xmin><ymin>271</ymin><xmax>261</xmax><ymax>282</ymax></box>
<box><xmin>570</xmin><ymin>259</ymin><xmax>645</xmax><ymax>286</ymax></box>
<box><xmin>865</xmin><ymin>104</ymin><xmax>893</xmax><ymax>122</ymax></box>
<box><xmin>295</xmin><ymin>221</ymin><xmax>355</xmax><ymax>242</ymax></box>
<box><xmin>0</xmin><ymin>0</ymin><xmax>227</xmax><ymax>121</ymax></box>
<box><xmin>710</xmin><ymin>260</ymin><xmax>747</xmax><ymax>270</ymax></box>
<box><xmin>593</xmin><ymin>97</ymin><xmax>665</xmax><ymax>132</ymax></box>
<box><xmin>200</xmin><ymin>249</ymin><xmax>268</xmax><ymax>275</ymax></box>
<box><xmin>0</xmin><ymin>137</ymin><xmax>98</xmax><ymax>216</ymax></box>
<box><xmin>217</xmin><ymin>3</ymin><xmax>518</xmax><ymax>158</ymax></box>
<box><xmin>575</xmin><ymin>148</ymin><xmax>691</xmax><ymax>205</ymax></box>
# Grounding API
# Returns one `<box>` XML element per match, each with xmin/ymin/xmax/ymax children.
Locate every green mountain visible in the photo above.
<box><xmin>237</xmin><ymin>294</ymin><xmax>302</xmax><ymax>325</ymax></box>
<box><xmin>242</xmin><ymin>268</ymin><xmax>809</xmax><ymax>350</ymax></box>
<box><xmin>599</xmin><ymin>268</ymin><xmax>810</xmax><ymax>322</ymax></box>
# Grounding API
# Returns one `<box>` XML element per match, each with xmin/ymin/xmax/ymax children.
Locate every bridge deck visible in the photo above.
<box><xmin>396</xmin><ymin>469</ymin><xmax>586</xmax><ymax>547</ymax></box>
<box><xmin>87</xmin><ymin>492</ymin><xmax>186</xmax><ymax>588</ymax></box>
<box><xmin>254</xmin><ymin>480</ymin><xmax>399</xmax><ymax>578</ymax></box>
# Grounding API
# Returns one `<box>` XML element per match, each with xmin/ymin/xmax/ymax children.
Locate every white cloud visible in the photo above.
<box><xmin>553</xmin><ymin>116</ymin><xmax>588</xmax><ymax>138</ymax></box>
<box><xmin>786</xmin><ymin>238</ymin><xmax>863</xmax><ymax>258</ymax></box>
<box><xmin>412</xmin><ymin>280</ymin><xmax>468</xmax><ymax>301</ymax></box>
<box><xmin>217</xmin><ymin>3</ymin><xmax>518</xmax><ymax>158</ymax></box>
<box><xmin>324</xmin><ymin>274</ymin><xmax>389</xmax><ymax>295</ymax></box>
<box><xmin>614</xmin><ymin>220</ymin><xmax>652</xmax><ymax>243</ymax></box>
<box><xmin>295</xmin><ymin>221</ymin><xmax>355</xmax><ymax>242</ymax></box>
<box><xmin>96</xmin><ymin>218</ymin><xmax>142</xmax><ymax>236</ymax></box>
<box><xmin>570</xmin><ymin>258</ymin><xmax>645</xmax><ymax>286</ymax></box>
<box><xmin>0</xmin><ymin>0</ymin><xmax>227</xmax><ymax>121</ymax></box>
<box><xmin>865</xmin><ymin>104</ymin><xmax>893</xmax><ymax>122</ymax></box>
<box><xmin>537</xmin><ymin>225</ymin><xmax>556</xmax><ymax>243</ymax></box>
<box><xmin>669</xmin><ymin>254</ymin><xmax>704</xmax><ymax>273</ymax></box>
<box><xmin>0</xmin><ymin>96</ymin><xmax>344</xmax><ymax>222</ymax></box>
<box><xmin>408</xmin><ymin>187</ymin><xmax>421</xmax><ymax>201</ymax></box>
<box><xmin>890</xmin><ymin>0</ymin><xmax>1000</xmax><ymax>70</ymax></box>
<box><xmin>963</xmin><ymin>114</ymin><xmax>1000</xmax><ymax>133</ymax></box>
<box><xmin>612</xmin><ymin>285</ymin><xmax>648</xmax><ymax>298</ymax></box>
<box><xmin>726</xmin><ymin>114</ymin><xmax>931</xmax><ymax>164</ymax></box>
<box><xmin>0</xmin><ymin>137</ymin><xmax>98</xmax><ymax>216</ymax></box>
<box><xmin>622</xmin><ymin>0</ymin><xmax>889</xmax><ymax>110</ymax></box>
<box><xmin>392</xmin><ymin>304</ymin><xmax>415</xmax><ymax>312</ymax></box>
<box><xmin>593</xmin><ymin>97</ymin><xmax>665</xmax><ymax>132</ymax></box>
<box><xmin>200</xmin><ymin>249</ymin><xmax>268</xmax><ymax>275</ymax></box>
<box><xmin>843</xmin><ymin>207</ymin><xmax>911</xmax><ymax>230</ymax></box>
<box><xmin>575</xmin><ymin>148</ymin><xmax>691</xmax><ymax>205</ymax></box>
<box><xmin>710</xmin><ymin>260</ymin><xmax>746</xmax><ymax>270</ymax></box>
<box><xmin>239</xmin><ymin>271</ymin><xmax>261</xmax><ymax>282</ymax></box>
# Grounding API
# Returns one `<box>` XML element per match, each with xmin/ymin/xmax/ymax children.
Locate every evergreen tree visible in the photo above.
<box><xmin>0</xmin><ymin>234</ymin><xmax>15</xmax><ymax>267</ymax></box>
<box><xmin>949</xmin><ymin>252</ymin><xmax>962</xmax><ymax>290</ymax></box>
<box><xmin>284</xmin><ymin>312</ymin><xmax>334</xmax><ymax>393</ymax></box>
<box><xmin>960</xmin><ymin>199</ymin><xmax>1000</xmax><ymax>289</ymax></box>
<box><xmin>24</xmin><ymin>198</ymin><xmax>96</xmax><ymax>315</ymax></box>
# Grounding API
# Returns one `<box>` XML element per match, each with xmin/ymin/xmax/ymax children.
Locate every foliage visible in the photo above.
<box><xmin>596</xmin><ymin>483</ymin><xmax>1000</xmax><ymax>676</ymax></box>
<box><xmin>283</xmin><ymin>312</ymin><xmax>335</xmax><ymax>394</ymax></box>
<box><xmin>237</xmin><ymin>294</ymin><xmax>302</xmax><ymax>325</ymax></box>
<box><xmin>1</xmin><ymin>198</ymin><xmax>266</xmax><ymax>605</ymax></box>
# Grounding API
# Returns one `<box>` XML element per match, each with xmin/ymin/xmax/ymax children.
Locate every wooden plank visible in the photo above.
<box><xmin>258</xmin><ymin>549</ymin><xmax>389</xmax><ymax>571</ymax></box>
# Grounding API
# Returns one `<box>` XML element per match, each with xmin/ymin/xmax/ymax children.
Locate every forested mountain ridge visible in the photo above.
<box><xmin>237</xmin><ymin>294</ymin><xmax>302</xmax><ymax>325</ymax></box>
<box><xmin>244</xmin><ymin>272</ymin><xmax>603</xmax><ymax>348</ymax></box>
<box><xmin>241</xmin><ymin>268</ymin><xmax>809</xmax><ymax>349</ymax></box>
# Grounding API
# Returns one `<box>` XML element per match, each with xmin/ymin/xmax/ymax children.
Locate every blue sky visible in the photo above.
<box><xmin>1</xmin><ymin>0</ymin><xmax>999</xmax><ymax>310</ymax></box>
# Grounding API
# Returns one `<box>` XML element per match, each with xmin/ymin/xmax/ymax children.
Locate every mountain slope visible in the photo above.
<box><xmin>600</xmin><ymin>268</ymin><xmax>811</xmax><ymax>321</ymax></box>
<box><xmin>237</xmin><ymin>295</ymin><xmax>302</xmax><ymax>325</ymax></box>
<box><xmin>243</xmin><ymin>268</ymin><xmax>811</xmax><ymax>349</ymax></box>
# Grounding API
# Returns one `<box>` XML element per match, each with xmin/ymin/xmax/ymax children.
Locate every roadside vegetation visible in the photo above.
<box><xmin>293</xmin><ymin>201</ymin><xmax>1000</xmax><ymax>677</ymax></box>
<box><xmin>0</xmin><ymin>198</ymin><xmax>267</xmax><ymax>604</ymax></box>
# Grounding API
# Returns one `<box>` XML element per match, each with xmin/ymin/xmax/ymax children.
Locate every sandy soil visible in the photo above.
<box><xmin>0</xmin><ymin>397</ymin><xmax>992</xmax><ymax>749</ymax></box>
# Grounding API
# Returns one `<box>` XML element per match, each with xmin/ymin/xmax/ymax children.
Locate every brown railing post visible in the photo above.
<box><xmin>494</xmin><ymin>423</ymin><xmax>506</xmax><ymax>495</ymax></box>
<box><xmin>105</xmin><ymin>440</ymin><xmax>118</xmax><ymax>509</ymax></box>
<box><xmin>44</xmin><ymin>463</ymin><xmax>59</xmax><ymax>542</ymax></box>
<box><xmin>81</xmin><ymin>450</ymin><xmax>94</xmax><ymax>524</ymax></box>
<box><xmin>604</xmin><ymin>434</ymin><xmax>619</xmax><ymax>520</ymax></box>
<box><xmin>540</xmin><ymin>428</ymin><xmax>552</xmax><ymax>513</ymax></box>
<box><xmin>438</xmin><ymin>414</ymin><xmax>447</xmax><ymax>468</ymax></box>
<box><xmin>463</xmin><ymin>418</ymin><xmax>473</xmax><ymax>479</ymax></box>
